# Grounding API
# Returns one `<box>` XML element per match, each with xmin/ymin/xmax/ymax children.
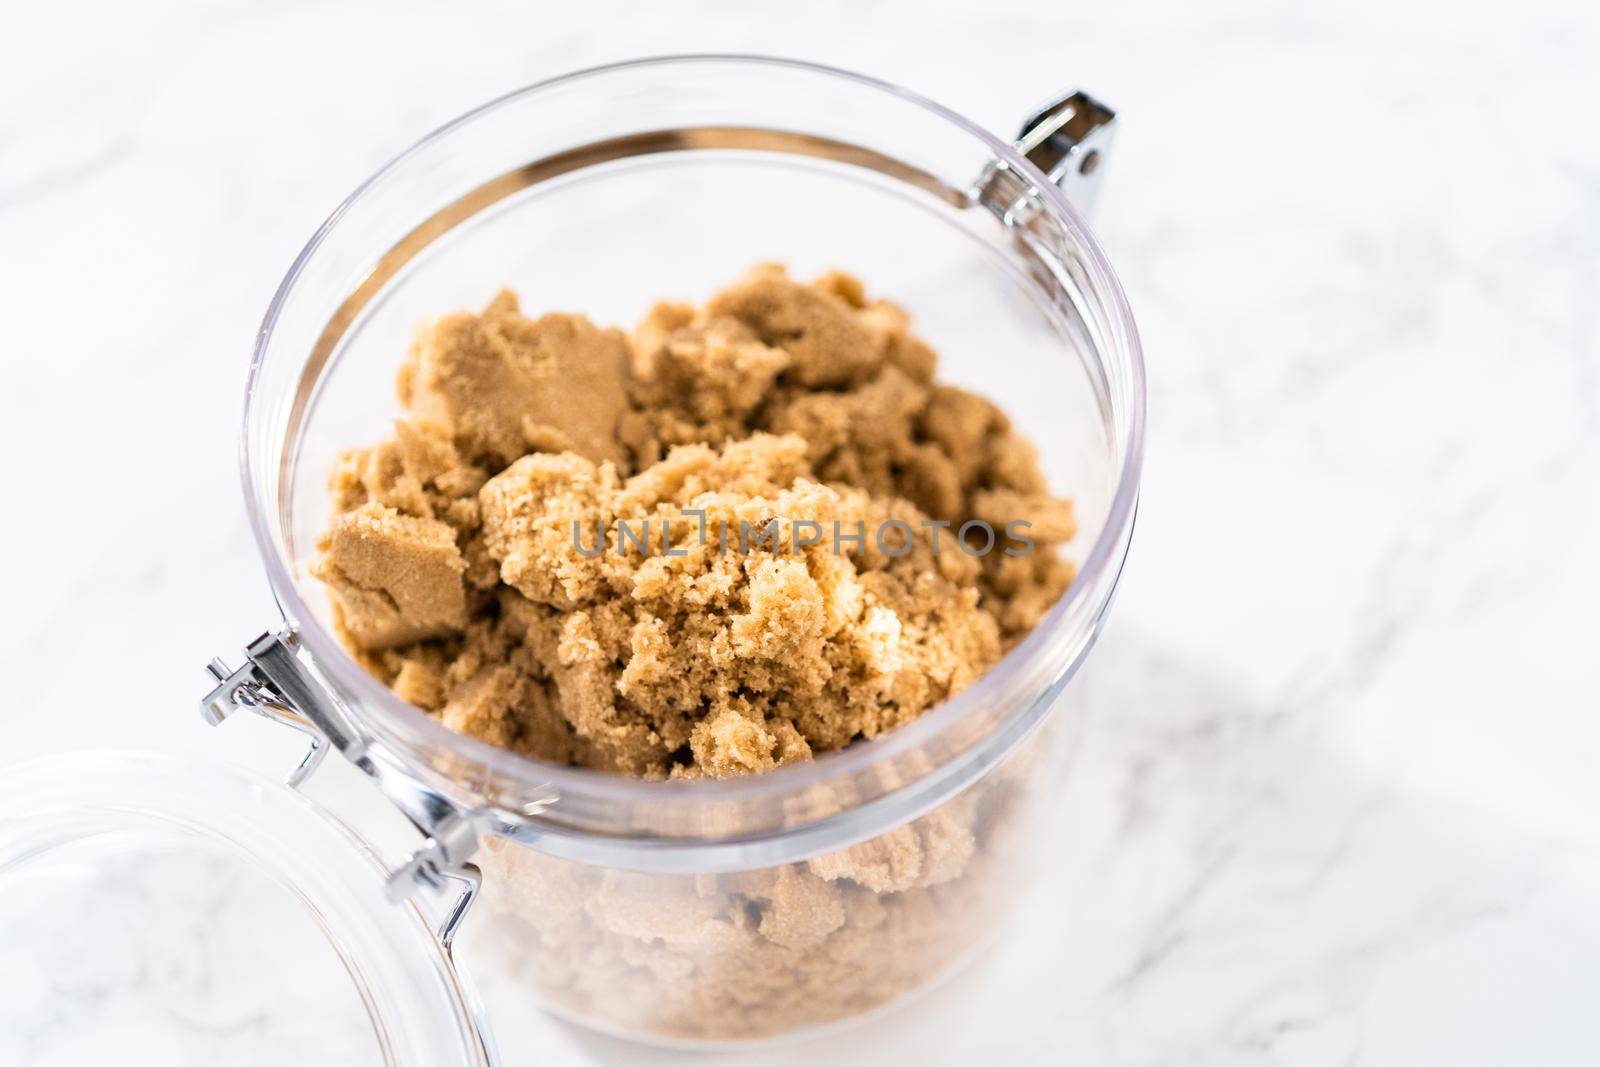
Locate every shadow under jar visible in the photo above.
<box><xmin>232</xmin><ymin>56</ymin><xmax>1144</xmax><ymax>1046</ymax></box>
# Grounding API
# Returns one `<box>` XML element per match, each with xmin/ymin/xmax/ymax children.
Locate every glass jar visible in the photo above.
<box><xmin>227</xmin><ymin>55</ymin><xmax>1143</xmax><ymax>1046</ymax></box>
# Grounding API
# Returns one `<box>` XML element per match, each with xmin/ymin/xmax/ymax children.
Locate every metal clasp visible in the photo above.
<box><xmin>203</xmin><ymin>633</ymin><xmax>332</xmax><ymax>787</ymax></box>
<box><xmin>976</xmin><ymin>89</ymin><xmax>1117</xmax><ymax>219</ymax></box>
<box><xmin>203</xmin><ymin>630</ymin><xmax>485</xmax><ymax>925</ymax></box>
<box><xmin>1015</xmin><ymin>90</ymin><xmax>1116</xmax><ymax>214</ymax></box>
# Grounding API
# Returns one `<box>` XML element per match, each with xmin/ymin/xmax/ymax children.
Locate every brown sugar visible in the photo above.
<box><xmin>315</xmin><ymin>264</ymin><xmax>1075</xmax><ymax>776</ymax></box>
<box><xmin>313</xmin><ymin>265</ymin><xmax>1079</xmax><ymax>1037</ymax></box>
<box><xmin>311</xmin><ymin>503</ymin><xmax>467</xmax><ymax>649</ymax></box>
<box><xmin>398</xmin><ymin>289</ymin><xmax>632</xmax><ymax>467</ymax></box>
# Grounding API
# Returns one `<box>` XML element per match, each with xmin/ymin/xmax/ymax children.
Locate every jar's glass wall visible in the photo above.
<box><xmin>462</xmin><ymin>702</ymin><xmax>1081</xmax><ymax>1044</ymax></box>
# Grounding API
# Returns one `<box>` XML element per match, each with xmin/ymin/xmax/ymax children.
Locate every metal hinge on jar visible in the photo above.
<box><xmin>977</xmin><ymin>89</ymin><xmax>1117</xmax><ymax>219</ymax></box>
<box><xmin>203</xmin><ymin>630</ymin><xmax>485</xmax><ymax>934</ymax></box>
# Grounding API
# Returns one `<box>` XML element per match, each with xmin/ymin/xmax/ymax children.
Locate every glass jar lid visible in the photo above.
<box><xmin>0</xmin><ymin>750</ymin><xmax>493</xmax><ymax>1067</ymax></box>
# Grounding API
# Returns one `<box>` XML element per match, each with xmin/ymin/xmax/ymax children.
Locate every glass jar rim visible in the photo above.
<box><xmin>241</xmin><ymin>54</ymin><xmax>1145</xmax><ymax>829</ymax></box>
<box><xmin>0</xmin><ymin>750</ymin><xmax>493</xmax><ymax>1064</ymax></box>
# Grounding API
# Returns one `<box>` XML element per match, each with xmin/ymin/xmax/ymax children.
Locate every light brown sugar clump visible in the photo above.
<box><xmin>399</xmin><ymin>289</ymin><xmax>633</xmax><ymax>467</ymax></box>
<box><xmin>475</xmin><ymin>433</ymin><xmax>1001</xmax><ymax>777</ymax></box>
<box><xmin>314</xmin><ymin>265</ymin><xmax>1075</xmax><ymax>777</ymax></box>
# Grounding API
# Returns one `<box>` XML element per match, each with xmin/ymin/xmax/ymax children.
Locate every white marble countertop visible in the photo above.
<box><xmin>2</xmin><ymin>1</ymin><xmax>1597</xmax><ymax>1064</ymax></box>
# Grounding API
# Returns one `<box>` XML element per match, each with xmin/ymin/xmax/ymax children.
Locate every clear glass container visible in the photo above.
<box><xmin>238</xmin><ymin>56</ymin><xmax>1143</xmax><ymax>1044</ymax></box>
